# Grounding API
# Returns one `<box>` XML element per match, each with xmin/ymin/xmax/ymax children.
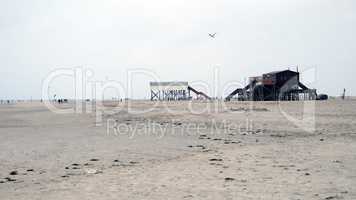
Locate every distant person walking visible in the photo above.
<box><xmin>342</xmin><ymin>88</ymin><xmax>346</xmax><ymax>100</ymax></box>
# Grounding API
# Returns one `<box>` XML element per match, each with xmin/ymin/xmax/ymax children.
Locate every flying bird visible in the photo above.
<box><xmin>209</xmin><ymin>33</ymin><xmax>216</xmax><ymax>38</ymax></box>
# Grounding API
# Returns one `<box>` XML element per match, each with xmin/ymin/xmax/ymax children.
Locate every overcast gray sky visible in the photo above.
<box><xmin>0</xmin><ymin>0</ymin><xmax>355</xmax><ymax>99</ymax></box>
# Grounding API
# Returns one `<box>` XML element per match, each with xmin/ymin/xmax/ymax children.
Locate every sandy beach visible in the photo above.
<box><xmin>0</xmin><ymin>100</ymin><xmax>356</xmax><ymax>199</ymax></box>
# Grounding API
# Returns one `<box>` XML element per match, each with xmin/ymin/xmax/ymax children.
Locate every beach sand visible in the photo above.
<box><xmin>0</xmin><ymin>100</ymin><xmax>355</xmax><ymax>199</ymax></box>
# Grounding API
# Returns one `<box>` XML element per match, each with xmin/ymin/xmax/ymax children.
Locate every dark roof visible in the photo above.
<box><xmin>264</xmin><ymin>69</ymin><xmax>299</xmax><ymax>75</ymax></box>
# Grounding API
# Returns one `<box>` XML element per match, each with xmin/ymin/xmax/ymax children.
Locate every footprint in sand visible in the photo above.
<box><xmin>3</xmin><ymin>177</ymin><xmax>17</xmax><ymax>182</ymax></box>
<box><xmin>9</xmin><ymin>171</ymin><xmax>18</xmax><ymax>175</ymax></box>
<box><xmin>209</xmin><ymin>158</ymin><xmax>223</xmax><ymax>162</ymax></box>
<box><xmin>224</xmin><ymin>177</ymin><xmax>235</xmax><ymax>181</ymax></box>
